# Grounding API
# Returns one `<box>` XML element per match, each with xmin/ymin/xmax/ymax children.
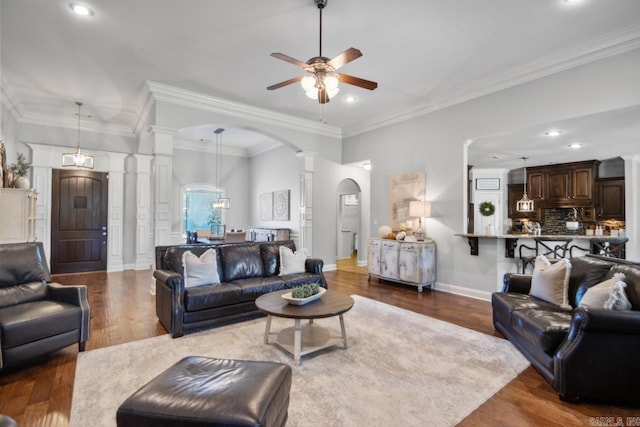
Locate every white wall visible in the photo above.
<box><xmin>343</xmin><ymin>48</ymin><xmax>640</xmax><ymax>298</ymax></box>
<box><xmin>249</xmin><ymin>146</ymin><xmax>301</xmax><ymax>237</ymax></box>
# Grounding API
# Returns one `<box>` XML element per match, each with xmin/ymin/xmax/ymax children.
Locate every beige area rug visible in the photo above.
<box><xmin>70</xmin><ymin>296</ymin><xmax>529</xmax><ymax>426</ymax></box>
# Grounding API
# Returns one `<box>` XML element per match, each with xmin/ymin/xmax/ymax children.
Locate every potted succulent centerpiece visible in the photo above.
<box><xmin>8</xmin><ymin>153</ymin><xmax>31</xmax><ymax>189</ymax></box>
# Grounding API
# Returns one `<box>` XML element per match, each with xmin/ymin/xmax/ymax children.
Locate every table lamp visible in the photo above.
<box><xmin>409</xmin><ymin>200</ymin><xmax>431</xmax><ymax>241</ymax></box>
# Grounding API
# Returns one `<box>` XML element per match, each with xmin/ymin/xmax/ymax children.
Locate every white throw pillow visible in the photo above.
<box><xmin>579</xmin><ymin>272</ymin><xmax>626</xmax><ymax>309</ymax></box>
<box><xmin>182</xmin><ymin>249</ymin><xmax>220</xmax><ymax>288</ymax></box>
<box><xmin>530</xmin><ymin>256</ymin><xmax>572</xmax><ymax>309</ymax></box>
<box><xmin>279</xmin><ymin>246</ymin><xmax>307</xmax><ymax>276</ymax></box>
<box><xmin>605</xmin><ymin>280</ymin><xmax>632</xmax><ymax>311</ymax></box>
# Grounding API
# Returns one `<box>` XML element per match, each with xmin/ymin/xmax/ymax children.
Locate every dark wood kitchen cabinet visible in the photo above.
<box><xmin>596</xmin><ymin>178</ymin><xmax>625</xmax><ymax>220</ymax></box>
<box><xmin>525</xmin><ymin>160</ymin><xmax>599</xmax><ymax>208</ymax></box>
<box><xmin>527</xmin><ymin>170</ymin><xmax>545</xmax><ymax>202</ymax></box>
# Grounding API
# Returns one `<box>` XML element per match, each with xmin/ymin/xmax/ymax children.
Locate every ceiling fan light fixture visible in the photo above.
<box><xmin>324</xmin><ymin>74</ymin><xmax>339</xmax><ymax>90</ymax></box>
<box><xmin>301</xmin><ymin>75</ymin><xmax>316</xmax><ymax>92</ymax></box>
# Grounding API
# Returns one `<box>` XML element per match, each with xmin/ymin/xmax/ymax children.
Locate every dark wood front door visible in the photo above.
<box><xmin>51</xmin><ymin>169</ymin><xmax>108</xmax><ymax>273</ymax></box>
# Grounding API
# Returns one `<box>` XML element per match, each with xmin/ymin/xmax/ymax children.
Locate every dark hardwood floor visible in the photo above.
<box><xmin>0</xmin><ymin>268</ymin><xmax>637</xmax><ymax>426</ymax></box>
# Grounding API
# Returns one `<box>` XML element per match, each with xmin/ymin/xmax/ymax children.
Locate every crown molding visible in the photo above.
<box><xmin>146</xmin><ymin>81</ymin><xmax>342</xmax><ymax>140</ymax></box>
<box><xmin>343</xmin><ymin>23</ymin><xmax>640</xmax><ymax>138</ymax></box>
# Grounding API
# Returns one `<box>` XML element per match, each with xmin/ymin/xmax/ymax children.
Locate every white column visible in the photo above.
<box><xmin>297</xmin><ymin>151</ymin><xmax>316</xmax><ymax>256</ymax></box>
<box><xmin>150</xmin><ymin>126</ymin><xmax>175</xmax><ymax>247</ymax></box>
<box><xmin>133</xmin><ymin>154</ymin><xmax>153</xmax><ymax>269</ymax></box>
<box><xmin>623</xmin><ymin>154</ymin><xmax>640</xmax><ymax>261</ymax></box>
<box><xmin>106</xmin><ymin>152</ymin><xmax>127</xmax><ymax>272</ymax></box>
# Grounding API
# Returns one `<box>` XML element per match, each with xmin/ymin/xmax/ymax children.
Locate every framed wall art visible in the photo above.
<box><xmin>272</xmin><ymin>190</ymin><xmax>290</xmax><ymax>221</ymax></box>
<box><xmin>388</xmin><ymin>171</ymin><xmax>426</xmax><ymax>230</ymax></box>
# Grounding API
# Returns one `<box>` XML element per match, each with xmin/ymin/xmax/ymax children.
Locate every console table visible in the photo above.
<box><xmin>248</xmin><ymin>226</ymin><xmax>290</xmax><ymax>242</ymax></box>
<box><xmin>367</xmin><ymin>238</ymin><xmax>437</xmax><ymax>292</ymax></box>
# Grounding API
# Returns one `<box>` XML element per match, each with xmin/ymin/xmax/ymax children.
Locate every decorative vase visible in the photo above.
<box><xmin>14</xmin><ymin>176</ymin><xmax>30</xmax><ymax>189</ymax></box>
<box><xmin>485</xmin><ymin>224</ymin><xmax>494</xmax><ymax>236</ymax></box>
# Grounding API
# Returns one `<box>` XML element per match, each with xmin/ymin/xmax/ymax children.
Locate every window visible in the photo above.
<box><xmin>181</xmin><ymin>184</ymin><xmax>225</xmax><ymax>237</ymax></box>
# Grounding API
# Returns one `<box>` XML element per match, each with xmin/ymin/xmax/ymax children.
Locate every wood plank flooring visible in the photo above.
<box><xmin>0</xmin><ymin>267</ymin><xmax>637</xmax><ymax>426</ymax></box>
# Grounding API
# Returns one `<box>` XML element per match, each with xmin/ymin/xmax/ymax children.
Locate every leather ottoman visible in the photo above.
<box><xmin>116</xmin><ymin>356</ymin><xmax>292</xmax><ymax>427</ymax></box>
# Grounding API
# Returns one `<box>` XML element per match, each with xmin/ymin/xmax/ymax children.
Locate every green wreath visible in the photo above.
<box><xmin>479</xmin><ymin>201</ymin><xmax>495</xmax><ymax>217</ymax></box>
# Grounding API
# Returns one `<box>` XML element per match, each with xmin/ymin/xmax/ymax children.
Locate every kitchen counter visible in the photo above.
<box><xmin>454</xmin><ymin>233</ymin><xmax>628</xmax><ymax>258</ymax></box>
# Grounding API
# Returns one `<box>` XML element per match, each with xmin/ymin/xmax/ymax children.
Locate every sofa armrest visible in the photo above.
<box><xmin>153</xmin><ymin>269</ymin><xmax>184</xmax><ymax>289</ymax></box>
<box><xmin>305</xmin><ymin>258</ymin><xmax>328</xmax><ymax>288</ymax></box>
<box><xmin>305</xmin><ymin>258</ymin><xmax>323</xmax><ymax>275</ymax></box>
<box><xmin>553</xmin><ymin>307</ymin><xmax>640</xmax><ymax>404</ymax></box>
<box><xmin>502</xmin><ymin>273</ymin><xmax>532</xmax><ymax>294</ymax></box>
<box><xmin>48</xmin><ymin>282</ymin><xmax>91</xmax><ymax>343</ymax></box>
<box><xmin>153</xmin><ymin>269</ymin><xmax>186</xmax><ymax>337</ymax></box>
<box><xmin>568</xmin><ymin>306</ymin><xmax>640</xmax><ymax>335</ymax></box>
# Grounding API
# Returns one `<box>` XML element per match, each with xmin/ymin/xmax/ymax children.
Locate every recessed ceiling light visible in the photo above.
<box><xmin>69</xmin><ymin>3</ymin><xmax>94</xmax><ymax>16</ymax></box>
<box><xmin>544</xmin><ymin>130</ymin><xmax>563</xmax><ymax>137</ymax></box>
<box><xmin>344</xmin><ymin>96</ymin><xmax>356</xmax><ymax>103</ymax></box>
<box><xmin>569</xmin><ymin>143</ymin><xmax>582</xmax><ymax>149</ymax></box>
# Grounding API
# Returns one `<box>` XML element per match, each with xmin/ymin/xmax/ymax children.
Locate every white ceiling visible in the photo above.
<box><xmin>2</xmin><ymin>0</ymin><xmax>640</xmax><ymax>164</ymax></box>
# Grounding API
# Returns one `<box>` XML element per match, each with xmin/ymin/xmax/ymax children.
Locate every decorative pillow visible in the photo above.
<box><xmin>279</xmin><ymin>246</ymin><xmax>307</xmax><ymax>276</ymax></box>
<box><xmin>579</xmin><ymin>272</ymin><xmax>626</xmax><ymax>309</ymax></box>
<box><xmin>530</xmin><ymin>256</ymin><xmax>572</xmax><ymax>309</ymax></box>
<box><xmin>182</xmin><ymin>249</ymin><xmax>220</xmax><ymax>288</ymax></box>
<box><xmin>605</xmin><ymin>281</ymin><xmax>632</xmax><ymax>311</ymax></box>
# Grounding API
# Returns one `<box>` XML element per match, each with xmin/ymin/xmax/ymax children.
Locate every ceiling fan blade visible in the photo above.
<box><xmin>267</xmin><ymin>76</ymin><xmax>303</xmax><ymax>91</ymax></box>
<box><xmin>328</xmin><ymin>48</ymin><xmax>362</xmax><ymax>70</ymax></box>
<box><xmin>270</xmin><ymin>53</ymin><xmax>308</xmax><ymax>68</ymax></box>
<box><xmin>318</xmin><ymin>88</ymin><xmax>330</xmax><ymax>104</ymax></box>
<box><xmin>338</xmin><ymin>73</ymin><xmax>378</xmax><ymax>90</ymax></box>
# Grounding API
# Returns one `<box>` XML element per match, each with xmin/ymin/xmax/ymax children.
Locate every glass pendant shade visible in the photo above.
<box><xmin>62</xmin><ymin>148</ymin><xmax>94</xmax><ymax>169</ymax></box>
<box><xmin>516</xmin><ymin>157</ymin><xmax>534</xmax><ymax>212</ymax></box>
<box><xmin>213</xmin><ymin>128</ymin><xmax>230</xmax><ymax>210</ymax></box>
<box><xmin>213</xmin><ymin>198</ymin><xmax>230</xmax><ymax>210</ymax></box>
<box><xmin>62</xmin><ymin>102</ymin><xmax>94</xmax><ymax>169</ymax></box>
<box><xmin>516</xmin><ymin>196</ymin><xmax>534</xmax><ymax>212</ymax></box>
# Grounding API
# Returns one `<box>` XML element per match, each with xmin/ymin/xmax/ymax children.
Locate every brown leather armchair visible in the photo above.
<box><xmin>0</xmin><ymin>242</ymin><xmax>90</xmax><ymax>370</ymax></box>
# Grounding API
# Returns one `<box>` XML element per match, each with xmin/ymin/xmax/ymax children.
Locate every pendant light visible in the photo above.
<box><xmin>516</xmin><ymin>157</ymin><xmax>534</xmax><ymax>212</ymax></box>
<box><xmin>62</xmin><ymin>102</ymin><xmax>94</xmax><ymax>169</ymax></box>
<box><xmin>212</xmin><ymin>128</ymin><xmax>230</xmax><ymax>209</ymax></box>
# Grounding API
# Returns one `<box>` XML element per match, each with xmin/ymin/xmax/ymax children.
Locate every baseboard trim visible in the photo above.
<box><xmin>434</xmin><ymin>282</ymin><xmax>492</xmax><ymax>302</ymax></box>
<box><xmin>323</xmin><ymin>264</ymin><xmax>337</xmax><ymax>271</ymax></box>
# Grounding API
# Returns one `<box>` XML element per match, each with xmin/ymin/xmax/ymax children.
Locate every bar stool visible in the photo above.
<box><xmin>518</xmin><ymin>237</ymin><xmax>573</xmax><ymax>274</ymax></box>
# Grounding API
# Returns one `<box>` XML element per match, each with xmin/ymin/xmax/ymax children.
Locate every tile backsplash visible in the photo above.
<box><xmin>541</xmin><ymin>208</ymin><xmax>625</xmax><ymax>235</ymax></box>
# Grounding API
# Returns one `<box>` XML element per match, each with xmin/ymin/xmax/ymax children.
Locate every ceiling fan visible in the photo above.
<box><xmin>267</xmin><ymin>0</ymin><xmax>378</xmax><ymax>104</ymax></box>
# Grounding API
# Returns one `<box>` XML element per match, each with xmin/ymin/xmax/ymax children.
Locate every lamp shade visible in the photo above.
<box><xmin>409</xmin><ymin>200</ymin><xmax>431</xmax><ymax>218</ymax></box>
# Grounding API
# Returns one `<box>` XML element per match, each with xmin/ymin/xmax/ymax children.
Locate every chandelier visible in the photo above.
<box><xmin>62</xmin><ymin>102</ymin><xmax>94</xmax><ymax>169</ymax></box>
<box><xmin>516</xmin><ymin>157</ymin><xmax>534</xmax><ymax>212</ymax></box>
<box><xmin>212</xmin><ymin>128</ymin><xmax>230</xmax><ymax>210</ymax></box>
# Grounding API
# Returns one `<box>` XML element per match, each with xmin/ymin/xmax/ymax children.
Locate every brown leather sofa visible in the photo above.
<box><xmin>154</xmin><ymin>240</ymin><xmax>326</xmax><ymax>338</ymax></box>
<box><xmin>492</xmin><ymin>254</ymin><xmax>640</xmax><ymax>405</ymax></box>
<box><xmin>0</xmin><ymin>242</ymin><xmax>90</xmax><ymax>370</ymax></box>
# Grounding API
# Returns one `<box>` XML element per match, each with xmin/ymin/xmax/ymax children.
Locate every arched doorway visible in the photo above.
<box><xmin>336</xmin><ymin>178</ymin><xmax>366</xmax><ymax>274</ymax></box>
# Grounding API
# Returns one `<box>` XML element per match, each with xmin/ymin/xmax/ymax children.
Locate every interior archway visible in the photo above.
<box><xmin>336</xmin><ymin>178</ymin><xmax>365</xmax><ymax>274</ymax></box>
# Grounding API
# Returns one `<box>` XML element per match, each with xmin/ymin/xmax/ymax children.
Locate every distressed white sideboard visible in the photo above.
<box><xmin>367</xmin><ymin>238</ymin><xmax>437</xmax><ymax>292</ymax></box>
